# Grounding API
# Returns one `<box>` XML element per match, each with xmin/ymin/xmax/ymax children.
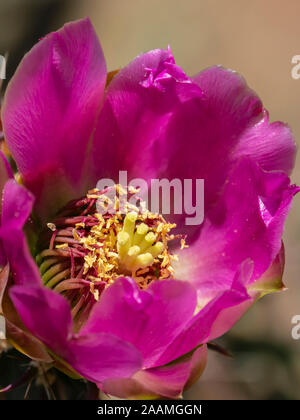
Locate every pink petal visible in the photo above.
<box><xmin>2</xmin><ymin>18</ymin><xmax>106</xmax><ymax>221</ymax></box>
<box><xmin>144</xmin><ymin>66</ymin><xmax>296</xmax><ymax>235</ymax></box>
<box><xmin>81</xmin><ymin>277</ymin><xmax>197</xmax><ymax>368</ymax></box>
<box><xmin>0</xmin><ymin>151</ymin><xmax>13</xmax><ymax>202</ymax></box>
<box><xmin>102</xmin><ymin>345</ymin><xmax>207</xmax><ymax>399</ymax></box>
<box><xmin>10</xmin><ymin>285</ymin><xmax>73</xmax><ymax>353</ymax></box>
<box><xmin>89</xmin><ymin>47</ymin><xmax>202</xmax><ymax>185</ymax></box>
<box><xmin>0</xmin><ymin>180</ymin><xmax>41</xmax><ymax>285</ymax></box>
<box><xmin>66</xmin><ymin>333</ymin><xmax>142</xmax><ymax>384</ymax></box>
<box><xmin>156</xmin><ymin>262</ymin><xmax>251</xmax><ymax>366</ymax></box>
<box><xmin>174</xmin><ymin>158</ymin><xmax>299</xmax><ymax>302</ymax></box>
<box><xmin>10</xmin><ymin>284</ymin><xmax>142</xmax><ymax>383</ymax></box>
<box><xmin>194</xmin><ymin>67</ymin><xmax>296</xmax><ymax>175</ymax></box>
<box><xmin>0</xmin><ymin>151</ymin><xmax>13</xmax><ymax>265</ymax></box>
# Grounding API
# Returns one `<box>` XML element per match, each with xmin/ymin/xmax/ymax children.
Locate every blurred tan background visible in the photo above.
<box><xmin>1</xmin><ymin>0</ymin><xmax>300</xmax><ymax>399</ymax></box>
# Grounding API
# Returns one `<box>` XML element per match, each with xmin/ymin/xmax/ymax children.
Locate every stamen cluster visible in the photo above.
<box><xmin>35</xmin><ymin>186</ymin><xmax>183</xmax><ymax>328</ymax></box>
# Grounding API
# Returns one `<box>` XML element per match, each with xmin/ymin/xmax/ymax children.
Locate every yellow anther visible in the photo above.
<box><xmin>56</xmin><ymin>243</ymin><xmax>68</xmax><ymax>249</ymax></box>
<box><xmin>133</xmin><ymin>223</ymin><xmax>149</xmax><ymax>245</ymax></box>
<box><xmin>123</xmin><ymin>211</ymin><xmax>138</xmax><ymax>244</ymax></box>
<box><xmin>139</xmin><ymin>232</ymin><xmax>157</xmax><ymax>253</ymax></box>
<box><xmin>117</xmin><ymin>231</ymin><xmax>130</xmax><ymax>257</ymax></box>
<box><xmin>148</xmin><ymin>241</ymin><xmax>164</xmax><ymax>258</ymax></box>
<box><xmin>134</xmin><ymin>253</ymin><xmax>154</xmax><ymax>270</ymax></box>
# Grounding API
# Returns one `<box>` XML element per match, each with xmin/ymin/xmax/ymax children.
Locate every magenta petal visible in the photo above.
<box><xmin>235</xmin><ymin>113</ymin><xmax>296</xmax><ymax>175</ymax></box>
<box><xmin>205</xmin><ymin>262</ymin><xmax>254</xmax><ymax>342</ymax></box>
<box><xmin>0</xmin><ymin>151</ymin><xmax>13</xmax><ymax>196</ymax></box>
<box><xmin>144</xmin><ymin>66</ymin><xmax>296</xmax><ymax>235</ymax></box>
<box><xmin>102</xmin><ymin>345</ymin><xmax>207</xmax><ymax>399</ymax></box>
<box><xmin>66</xmin><ymin>333</ymin><xmax>142</xmax><ymax>383</ymax></box>
<box><xmin>193</xmin><ymin>67</ymin><xmax>296</xmax><ymax>175</ymax></box>
<box><xmin>9</xmin><ymin>285</ymin><xmax>73</xmax><ymax>353</ymax></box>
<box><xmin>146</xmin><ymin>65</ymin><xmax>263</xmax><ymax>231</ymax></box>
<box><xmin>133</xmin><ymin>344</ymin><xmax>207</xmax><ymax>399</ymax></box>
<box><xmin>136</xmin><ymin>344</ymin><xmax>207</xmax><ymax>399</ymax></box>
<box><xmin>10</xmin><ymin>284</ymin><xmax>142</xmax><ymax>382</ymax></box>
<box><xmin>89</xmin><ymin>48</ymin><xmax>202</xmax><ymax>184</ymax></box>
<box><xmin>174</xmin><ymin>158</ymin><xmax>300</xmax><ymax>301</ymax></box>
<box><xmin>81</xmin><ymin>277</ymin><xmax>197</xmax><ymax>368</ymax></box>
<box><xmin>0</xmin><ymin>180</ymin><xmax>41</xmax><ymax>285</ymax></box>
<box><xmin>156</xmin><ymin>262</ymin><xmax>251</xmax><ymax>366</ymax></box>
<box><xmin>204</xmin><ymin>245</ymin><xmax>287</xmax><ymax>342</ymax></box>
<box><xmin>0</xmin><ymin>151</ymin><xmax>13</xmax><ymax>265</ymax></box>
<box><xmin>2</xmin><ymin>18</ymin><xmax>106</xmax><ymax>220</ymax></box>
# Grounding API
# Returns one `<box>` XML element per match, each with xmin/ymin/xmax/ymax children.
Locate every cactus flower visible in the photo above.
<box><xmin>0</xmin><ymin>18</ymin><xmax>298</xmax><ymax>399</ymax></box>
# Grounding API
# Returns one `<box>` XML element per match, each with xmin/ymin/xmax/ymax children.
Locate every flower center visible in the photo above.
<box><xmin>35</xmin><ymin>185</ymin><xmax>183</xmax><ymax>329</ymax></box>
